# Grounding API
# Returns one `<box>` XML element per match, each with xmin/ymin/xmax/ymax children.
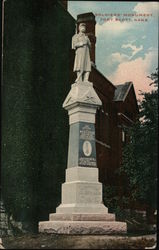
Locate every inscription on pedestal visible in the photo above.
<box><xmin>79</xmin><ymin>122</ymin><xmax>96</xmax><ymax>167</ymax></box>
<box><xmin>78</xmin><ymin>184</ymin><xmax>102</xmax><ymax>203</ymax></box>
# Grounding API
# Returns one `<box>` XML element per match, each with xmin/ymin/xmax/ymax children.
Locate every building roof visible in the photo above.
<box><xmin>113</xmin><ymin>82</ymin><xmax>133</xmax><ymax>101</ymax></box>
<box><xmin>92</xmin><ymin>64</ymin><xmax>116</xmax><ymax>90</ymax></box>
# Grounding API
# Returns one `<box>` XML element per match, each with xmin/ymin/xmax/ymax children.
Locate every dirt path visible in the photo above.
<box><xmin>1</xmin><ymin>234</ymin><xmax>156</xmax><ymax>249</ymax></box>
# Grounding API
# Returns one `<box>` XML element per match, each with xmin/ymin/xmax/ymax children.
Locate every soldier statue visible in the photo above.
<box><xmin>72</xmin><ymin>23</ymin><xmax>91</xmax><ymax>83</ymax></box>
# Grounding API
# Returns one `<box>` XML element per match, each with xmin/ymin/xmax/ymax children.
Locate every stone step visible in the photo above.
<box><xmin>49</xmin><ymin>213</ymin><xmax>115</xmax><ymax>221</ymax></box>
<box><xmin>56</xmin><ymin>203</ymin><xmax>108</xmax><ymax>214</ymax></box>
<box><xmin>39</xmin><ymin>220</ymin><xmax>127</xmax><ymax>234</ymax></box>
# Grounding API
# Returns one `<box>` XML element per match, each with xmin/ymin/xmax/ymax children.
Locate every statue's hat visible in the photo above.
<box><xmin>79</xmin><ymin>23</ymin><xmax>86</xmax><ymax>28</ymax></box>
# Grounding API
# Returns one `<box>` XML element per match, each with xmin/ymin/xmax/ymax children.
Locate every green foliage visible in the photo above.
<box><xmin>103</xmin><ymin>185</ymin><xmax>129</xmax><ymax>212</ymax></box>
<box><xmin>103</xmin><ymin>185</ymin><xmax>134</xmax><ymax>225</ymax></box>
<box><xmin>1</xmin><ymin>0</ymin><xmax>75</xmax><ymax>232</ymax></box>
<box><xmin>103</xmin><ymin>185</ymin><xmax>119</xmax><ymax>211</ymax></box>
<box><xmin>120</xmin><ymin>68</ymin><xmax>158</xmax><ymax>210</ymax></box>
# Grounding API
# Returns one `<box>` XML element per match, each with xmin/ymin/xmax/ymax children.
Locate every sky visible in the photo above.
<box><xmin>68</xmin><ymin>1</ymin><xmax>158</xmax><ymax>100</ymax></box>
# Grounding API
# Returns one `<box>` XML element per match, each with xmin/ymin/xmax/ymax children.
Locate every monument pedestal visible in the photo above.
<box><xmin>39</xmin><ymin>82</ymin><xmax>127</xmax><ymax>234</ymax></box>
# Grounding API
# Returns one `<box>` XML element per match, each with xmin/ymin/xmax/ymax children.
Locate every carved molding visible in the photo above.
<box><xmin>63</xmin><ymin>83</ymin><xmax>102</xmax><ymax>109</ymax></box>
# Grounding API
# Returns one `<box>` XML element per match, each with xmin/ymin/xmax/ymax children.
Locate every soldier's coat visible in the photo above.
<box><xmin>72</xmin><ymin>33</ymin><xmax>91</xmax><ymax>72</ymax></box>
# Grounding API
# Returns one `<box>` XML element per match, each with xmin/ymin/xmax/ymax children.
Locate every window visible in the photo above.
<box><xmin>122</xmin><ymin>130</ymin><xmax>125</xmax><ymax>143</ymax></box>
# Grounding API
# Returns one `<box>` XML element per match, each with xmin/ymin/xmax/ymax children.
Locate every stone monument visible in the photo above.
<box><xmin>39</xmin><ymin>22</ymin><xmax>127</xmax><ymax>234</ymax></box>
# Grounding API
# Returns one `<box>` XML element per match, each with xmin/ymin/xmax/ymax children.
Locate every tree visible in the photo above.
<box><xmin>120</xmin><ymin>68</ymin><xmax>158</xmax><ymax>222</ymax></box>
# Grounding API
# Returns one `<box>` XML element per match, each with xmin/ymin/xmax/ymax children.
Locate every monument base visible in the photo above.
<box><xmin>39</xmin><ymin>167</ymin><xmax>127</xmax><ymax>235</ymax></box>
<box><xmin>39</xmin><ymin>213</ymin><xmax>127</xmax><ymax>235</ymax></box>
